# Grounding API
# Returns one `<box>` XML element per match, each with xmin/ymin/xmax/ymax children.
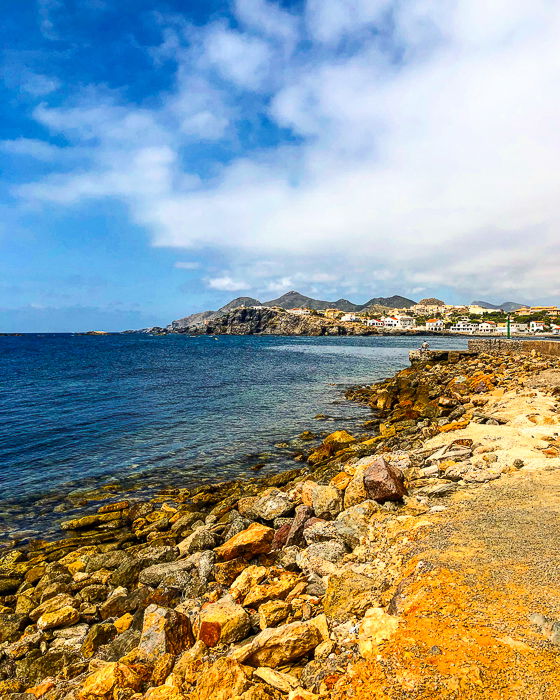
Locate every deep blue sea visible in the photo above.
<box><xmin>0</xmin><ymin>333</ymin><xmax>467</xmax><ymax>540</ymax></box>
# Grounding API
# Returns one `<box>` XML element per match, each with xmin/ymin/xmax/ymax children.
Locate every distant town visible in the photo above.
<box><xmin>249</xmin><ymin>300</ymin><xmax>560</xmax><ymax>335</ymax></box>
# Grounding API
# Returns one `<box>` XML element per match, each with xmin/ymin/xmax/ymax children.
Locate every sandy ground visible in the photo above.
<box><xmin>335</xmin><ymin>379</ymin><xmax>560</xmax><ymax>699</ymax></box>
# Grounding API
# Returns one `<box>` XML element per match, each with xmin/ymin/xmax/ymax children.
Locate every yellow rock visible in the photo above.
<box><xmin>114</xmin><ymin>613</ymin><xmax>133</xmax><ymax>634</ymax></box>
<box><xmin>77</xmin><ymin>662</ymin><xmax>141</xmax><ymax>699</ymax></box>
<box><xmin>358</xmin><ymin>607</ymin><xmax>399</xmax><ymax>658</ymax></box>
<box><xmin>144</xmin><ymin>687</ymin><xmax>184</xmax><ymax>700</ymax></box>
<box><xmin>37</xmin><ymin>606</ymin><xmax>80</xmax><ymax>631</ymax></box>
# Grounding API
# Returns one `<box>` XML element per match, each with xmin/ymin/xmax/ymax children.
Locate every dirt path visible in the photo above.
<box><xmin>336</xmin><ymin>400</ymin><xmax>560</xmax><ymax>698</ymax></box>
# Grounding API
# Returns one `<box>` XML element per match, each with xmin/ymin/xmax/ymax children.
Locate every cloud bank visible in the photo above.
<box><xmin>8</xmin><ymin>0</ymin><xmax>560</xmax><ymax>302</ymax></box>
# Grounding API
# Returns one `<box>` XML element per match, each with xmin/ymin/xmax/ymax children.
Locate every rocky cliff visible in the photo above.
<box><xmin>165</xmin><ymin>307</ymin><xmax>416</xmax><ymax>336</ymax></box>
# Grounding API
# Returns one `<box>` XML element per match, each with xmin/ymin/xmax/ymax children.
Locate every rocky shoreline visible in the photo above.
<box><xmin>1</xmin><ymin>350</ymin><xmax>560</xmax><ymax>699</ymax></box>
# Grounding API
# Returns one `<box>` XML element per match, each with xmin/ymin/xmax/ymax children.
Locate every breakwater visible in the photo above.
<box><xmin>468</xmin><ymin>337</ymin><xmax>560</xmax><ymax>356</ymax></box>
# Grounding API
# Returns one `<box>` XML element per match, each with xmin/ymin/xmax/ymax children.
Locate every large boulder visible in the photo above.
<box><xmin>214</xmin><ymin>523</ymin><xmax>274</xmax><ymax>561</ymax></box>
<box><xmin>251</xmin><ymin>489</ymin><xmax>294</xmax><ymax>521</ymax></box>
<box><xmin>138</xmin><ymin>604</ymin><xmax>194</xmax><ymax>659</ymax></box>
<box><xmin>323</xmin><ymin>572</ymin><xmax>380</xmax><ymax>620</ymax></box>
<box><xmin>231</xmin><ymin>616</ymin><xmax>326</xmax><ymax>667</ymax></box>
<box><xmin>311</xmin><ymin>485</ymin><xmax>343</xmax><ymax>520</ymax></box>
<box><xmin>190</xmin><ymin>658</ymin><xmax>252</xmax><ymax>700</ymax></box>
<box><xmin>307</xmin><ymin>431</ymin><xmax>356</xmax><ymax>466</ymax></box>
<box><xmin>285</xmin><ymin>505</ymin><xmax>314</xmax><ymax>547</ymax></box>
<box><xmin>77</xmin><ymin>661</ymin><xmax>141</xmax><ymax>699</ymax></box>
<box><xmin>197</xmin><ymin>597</ymin><xmax>251</xmax><ymax>647</ymax></box>
<box><xmin>363</xmin><ymin>456</ymin><xmax>408</xmax><ymax>503</ymax></box>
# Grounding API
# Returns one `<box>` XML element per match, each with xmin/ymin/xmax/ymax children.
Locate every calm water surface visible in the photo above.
<box><xmin>0</xmin><ymin>334</ymin><xmax>467</xmax><ymax>539</ymax></box>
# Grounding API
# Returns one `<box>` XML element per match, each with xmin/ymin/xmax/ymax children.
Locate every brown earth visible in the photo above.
<box><xmin>336</xmin><ymin>463</ymin><xmax>560</xmax><ymax>699</ymax></box>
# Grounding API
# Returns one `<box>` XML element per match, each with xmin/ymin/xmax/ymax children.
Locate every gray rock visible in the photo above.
<box><xmin>178</xmin><ymin>528</ymin><xmax>216</xmax><ymax>556</ymax></box>
<box><xmin>311</xmin><ymin>485</ymin><xmax>343</xmax><ymax>520</ymax></box>
<box><xmin>253</xmin><ymin>489</ymin><xmax>294</xmax><ymax>521</ymax></box>
<box><xmin>138</xmin><ymin>559</ymin><xmax>193</xmax><ymax>587</ymax></box>
<box><xmin>303</xmin><ymin>520</ymin><xmax>360</xmax><ymax>550</ymax></box>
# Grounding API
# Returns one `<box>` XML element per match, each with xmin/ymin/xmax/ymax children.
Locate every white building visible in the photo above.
<box><xmin>381</xmin><ymin>316</ymin><xmax>399</xmax><ymax>327</ymax></box>
<box><xmin>288</xmin><ymin>308</ymin><xmax>310</xmax><ymax>315</ymax></box>
<box><xmin>551</xmin><ymin>324</ymin><xmax>560</xmax><ymax>335</ymax></box>
<box><xmin>396</xmin><ymin>315</ymin><xmax>416</xmax><ymax>329</ymax></box>
<box><xmin>478</xmin><ymin>321</ymin><xmax>497</xmax><ymax>333</ymax></box>
<box><xmin>366</xmin><ymin>318</ymin><xmax>384</xmax><ymax>327</ymax></box>
<box><xmin>340</xmin><ymin>313</ymin><xmax>359</xmax><ymax>322</ymax></box>
<box><xmin>449</xmin><ymin>320</ymin><xmax>479</xmax><ymax>333</ymax></box>
<box><xmin>530</xmin><ymin>321</ymin><xmax>545</xmax><ymax>332</ymax></box>
<box><xmin>425</xmin><ymin>318</ymin><xmax>444</xmax><ymax>331</ymax></box>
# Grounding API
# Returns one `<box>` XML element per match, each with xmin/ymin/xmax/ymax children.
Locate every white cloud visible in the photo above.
<box><xmin>11</xmin><ymin>0</ymin><xmax>560</xmax><ymax>302</ymax></box>
<box><xmin>305</xmin><ymin>0</ymin><xmax>392</xmax><ymax>45</ymax></box>
<box><xmin>201</xmin><ymin>25</ymin><xmax>272</xmax><ymax>90</ymax></box>
<box><xmin>234</xmin><ymin>0</ymin><xmax>299</xmax><ymax>45</ymax></box>
<box><xmin>207</xmin><ymin>276</ymin><xmax>250</xmax><ymax>291</ymax></box>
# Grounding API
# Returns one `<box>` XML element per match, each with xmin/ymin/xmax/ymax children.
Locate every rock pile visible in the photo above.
<box><xmin>1</xmin><ymin>350</ymin><xmax>559</xmax><ymax>699</ymax></box>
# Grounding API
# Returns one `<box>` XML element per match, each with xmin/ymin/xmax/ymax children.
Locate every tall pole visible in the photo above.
<box><xmin>507</xmin><ymin>314</ymin><xmax>511</xmax><ymax>339</ymax></box>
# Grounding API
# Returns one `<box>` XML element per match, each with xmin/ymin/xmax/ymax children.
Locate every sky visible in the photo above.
<box><xmin>1</xmin><ymin>0</ymin><xmax>560</xmax><ymax>331</ymax></box>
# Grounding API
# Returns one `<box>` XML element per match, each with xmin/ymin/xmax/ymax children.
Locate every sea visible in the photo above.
<box><xmin>0</xmin><ymin>333</ymin><xmax>467</xmax><ymax>541</ymax></box>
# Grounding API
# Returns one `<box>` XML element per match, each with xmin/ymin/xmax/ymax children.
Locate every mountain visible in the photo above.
<box><xmin>219</xmin><ymin>297</ymin><xmax>261</xmax><ymax>313</ymax></box>
<box><xmin>262</xmin><ymin>291</ymin><xmax>359</xmax><ymax>311</ymax></box>
<box><xmin>417</xmin><ymin>297</ymin><xmax>445</xmax><ymax>306</ymax></box>
<box><xmin>360</xmin><ymin>295</ymin><xmax>416</xmax><ymax>309</ymax></box>
<box><xmin>471</xmin><ymin>300</ymin><xmax>524</xmax><ymax>312</ymax></box>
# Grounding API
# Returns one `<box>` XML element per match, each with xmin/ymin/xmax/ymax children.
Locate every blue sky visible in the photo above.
<box><xmin>1</xmin><ymin>0</ymin><xmax>559</xmax><ymax>331</ymax></box>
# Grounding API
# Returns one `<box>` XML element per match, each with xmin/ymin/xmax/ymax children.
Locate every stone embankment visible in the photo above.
<box><xmin>2</xmin><ymin>352</ymin><xmax>560</xmax><ymax>699</ymax></box>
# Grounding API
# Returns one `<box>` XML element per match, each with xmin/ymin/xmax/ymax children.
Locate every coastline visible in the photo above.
<box><xmin>2</xmin><ymin>348</ymin><xmax>560</xmax><ymax>698</ymax></box>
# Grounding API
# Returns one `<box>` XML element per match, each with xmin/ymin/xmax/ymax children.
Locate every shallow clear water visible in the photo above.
<box><xmin>0</xmin><ymin>333</ymin><xmax>467</xmax><ymax>539</ymax></box>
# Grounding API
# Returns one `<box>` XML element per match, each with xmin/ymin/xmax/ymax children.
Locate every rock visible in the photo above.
<box><xmin>336</xmin><ymin>500</ymin><xmax>379</xmax><ymax>542</ymax></box>
<box><xmin>308</xmin><ymin>431</ymin><xmax>356</xmax><ymax>465</ymax></box>
<box><xmin>323</xmin><ymin>572</ymin><xmax>379</xmax><ymax>620</ymax></box>
<box><xmin>464</xmin><ymin>469</ymin><xmax>501</xmax><ymax>483</ymax></box>
<box><xmin>16</xmin><ymin>648</ymin><xmax>82</xmax><ymax>686</ymax></box>
<box><xmin>358</xmin><ymin>607</ymin><xmax>399</xmax><ymax>658</ymax></box>
<box><xmin>0</xmin><ymin>613</ymin><xmax>27</xmax><ymax>644</ymax></box>
<box><xmin>37</xmin><ymin>606</ymin><xmax>80</xmax><ymax>632</ymax></box>
<box><xmin>343</xmin><ymin>463</ymin><xmax>368</xmax><ymax>509</ymax></box>
<box><xmin>81</xmin><ymin>623</ymin><xmax>117</xmax><ymax>658</ymax></box>
<box><xmin>178</xmin><ymin>528</ymin><xmax>216</xmax><ymax>556</ymax></box>
<box><xmin>311</xmin><ymin>485</ymin><xmax>343</xmax><ymax>520</ymax></box>
<box><xmin>60</xmin><ymin>512</ymin><xmax>123</xmax><ymax>531</ymax></box>
<box><xmin>213</xmin><ymin>557</ymin><xmax>250</xmax><ymax>585</ymax></box>
<box><xmin>138</xmin><ymin>605</ymin><xmax>194</xmax><ymax>659</ymax></box>
<box><xmin>296</xmin><ymin>541</ymin><xmax>347</xmax><ymax>577</ymax></box>
<box><xmin>98</xmin><ymin>629</ymin><xmax>141</xmax><ymax>662</ymax></box>
<box><xmin>190</xmin><ymin>658</ymin><xmax>252</xmax><ymax>700</ymax></box>
<box><xmin>114</xmin><ymin>613</ymin><xmax>133</xmax><ymax>634</ymax></box>
<box><xmin>243</xmin><ymin>571</ymin><xmax>301</xmax><ymax>608</ymax></box>
<box><xmin>29</xmin><ymin>594</ymin><xmax>76</xmax><ymax>623</ymax></box>
<box><xmin>416</xmin><ymin>482</ymin><xmax>457</xmax><ymax>497</ymax></box>
<box><xmin>302</xmin><ymin>520</ymin><xmax>359</xmax><ymax>549</ymax></box>
<box><xmin>285</xmin><ymin>506</ymin><xmax>314</xmax><ymax>547</ymax></box>
<box><xmin>271</xmin><ymin>521</ymin><xmax>292</xmax><ymax>551</ymax></box>
<box><xmin>85</xmin><ymin>551</ymin><xmax>132</xmax><ymax>573</ymax></box>
<box><xmin>198</xmin><ymin>597</ymin><xmax>251</xmax><ymax>647</ymax></box>
<box><xmin>231</xmin><ymin>616</ymin><xmax>325</xmax><ymax>667</ymax></box>
<box><xmin>252</xmin><ymin>489</ymin><xmax>294</xmax><ymax>521</ymax></box>
<box><xmin>144</xmin><ymin>686</ymin><xmax>183</xmax><ymax>700</ymax></box>
<box><xmin>138</xmin><ymin>559</ymin><xmax>193</xmax><ymax>587</ymax></box>
<box><xmin>214</xmin><ymin>523</ymin><xmax>274</xmax><ymax>562</ymax></box>
<box><xmin>363</xmin><ymin>456</ymin><xmax>408</xmax><ymax>503</ymax></box>
<box><xmin>258</xmin><ymin>600</ymin><xmax>290</xmax><ymax>629</ymax></box>
<box><xmin>77</xmin><ymin>662</ymin><xmax>141</xmax><ymax>699</ymax></box>
<box><xmin>254</xmin><ymin>666</ymin><xmax>299</xmax><ymax>693</ymax></box>
<box><xmin>230</xmin><ymin>566</ymin><xmax>268</xmax><ymax>601</ymax></box>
